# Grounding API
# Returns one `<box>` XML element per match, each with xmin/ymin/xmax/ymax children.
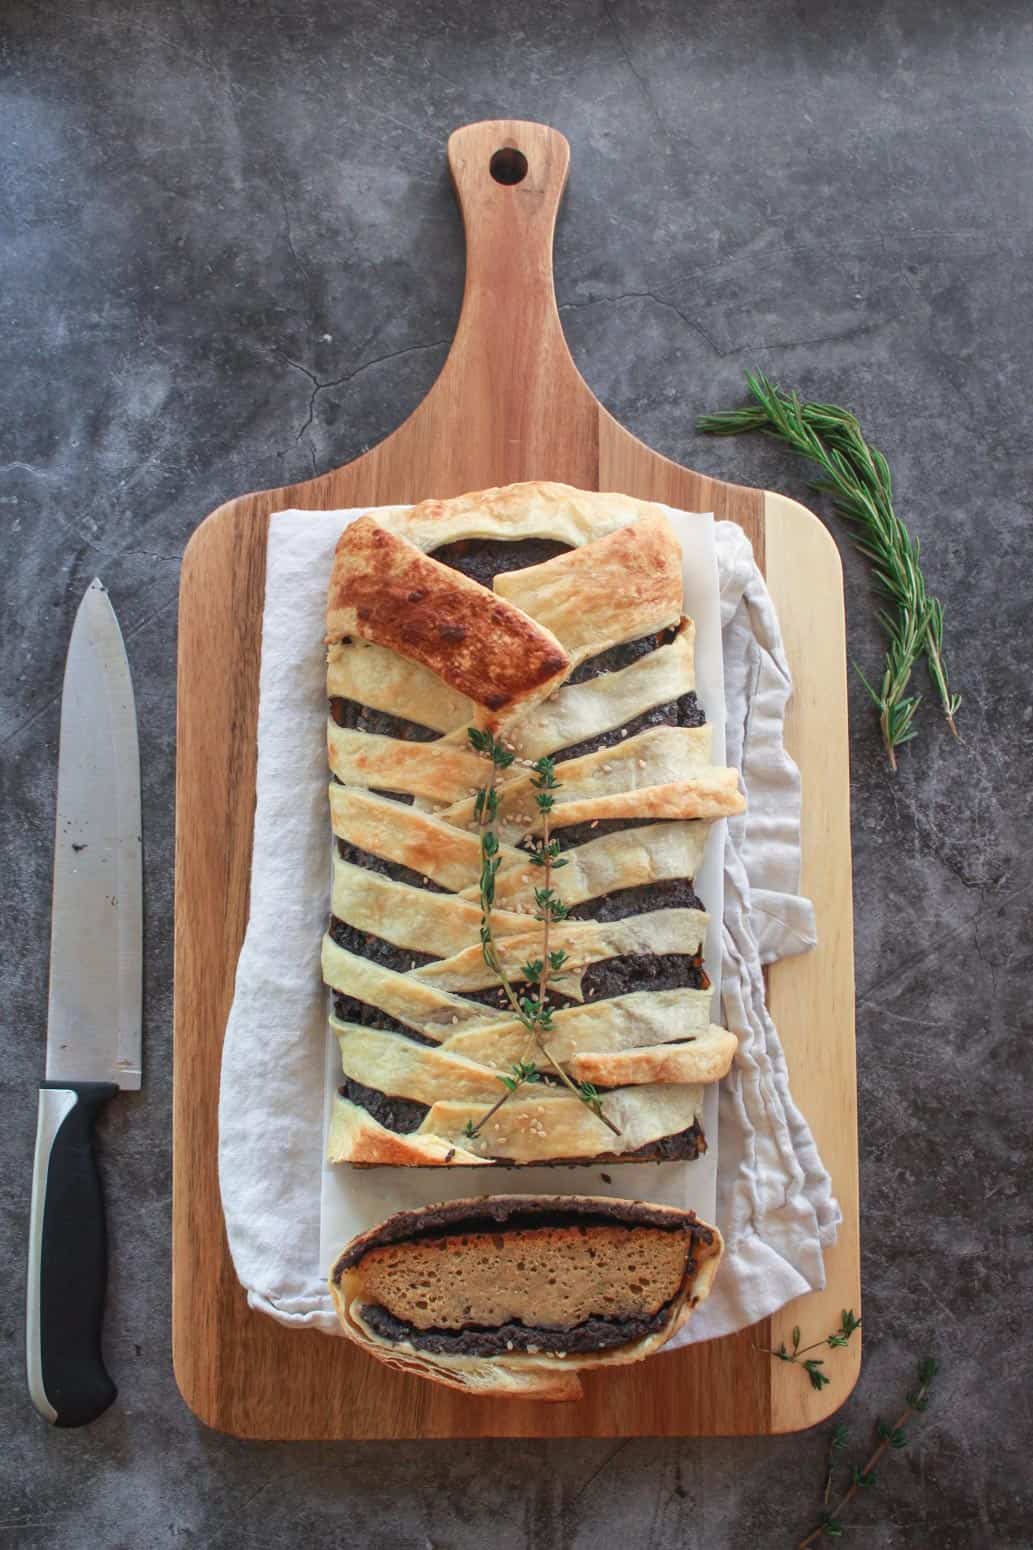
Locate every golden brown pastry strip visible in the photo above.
<box><xmin>329</xmin><ymin>784</ymin><xmax>520</xmax><ymax>893</ymax></box>
<box><xmin>504</xmin><ymin>618</ymin><xmax>696</xmax><ymax>758</ymax></box>
<box><xmin>481</xmin><ymin>820</ymin><xmax>712</xmax><ymax>911</ymax></box>
<box><xmin>326</xmin><ymin>723</ymin><xmax>486</xmax><ymax>804</ymax></box>
<box><xmin>322</xmin><ymin>938</ymin><xmax>510</xmax><ymax>1041</ymax></box>
<box><xmin>440</xmin><ymin>987</ymin><xmax>717</xmax><ymax>1067</ymax></box>
<box><xmin>411</xmin><ymin>906</ymin><xmax>707</xmax><ymax>997</ymax></box>
<box><xmin>370</xmin><ymin>482</ymin><xmax>668</xmax><ymax>551</ymax></box>
<box><xmin>331</xmin><ymin>856</ymin><xmax>529</xmax><ymax>959</ymax></box>
<box><xmin>493</xmin><ymin>511</ymin><xmax>683</xmax><ymax>664</ymax></box>
<box><xmin>327</xmin><ymin>639</ymin><xmax>474</xmax><ymax>733</ymax></box>
<box><xmin>327</xmin><ymin>515</ymin><xmax>570</xmax><ymax>714</ymax></box>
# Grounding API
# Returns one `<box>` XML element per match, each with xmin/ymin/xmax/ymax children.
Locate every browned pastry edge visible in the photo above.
<box><xmin>326</xmin><ymin>515</ymin><xmax>570</xmax><ymax>713</ymax></box>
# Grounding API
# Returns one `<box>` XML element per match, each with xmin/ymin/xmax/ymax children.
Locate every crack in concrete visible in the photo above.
<box><xmin>565</xmin><ymin>1438</ymin><xmax>630</xmax><ymax>1512</ymax></box>
<box><xmin>271</xmin><ymin>338</ymin><xmax>451</xmax><ymax>442</ymax></box>
<box><xmin>0</xmin><ymin>461</ymin><xmax>55</xmax><ymax>480</ymax></box>
<box><xmin>559</xmin><ymin>290</ymin><xmax>724</xmax><ymax>355</ymax></box>
<box><xmin>749</xmin><ymin>319</ymin><xmax>888</xmax><ymax>353</ymax></box>
<box><xmin>602</xmin><ymin>0</ymin><xmax>674</xmax><ymax>145</ymax></box>
<box><xmin>34</xmin><ymin>504</ymin><xmax>181</xmax><ymax>565</ymax></box>
<box><xmin>277</xmin><ymin>175</ymin><xmax>311</xmax><ymax>286</ymax></box>
<box><xmin>559</xmin><ymin>289</ymin><xmax>888</xmax><ymax>359</ymax></box>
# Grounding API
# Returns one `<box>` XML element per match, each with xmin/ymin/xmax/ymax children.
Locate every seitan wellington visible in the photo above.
<box><xmin>322</xmin><ymin>481</ymin><xmax>744</xmax><ymax>1166</ymax></box>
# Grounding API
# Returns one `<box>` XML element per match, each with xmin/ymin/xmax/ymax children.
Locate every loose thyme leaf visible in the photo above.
<box><xmin>699</xmin><ymin>373</ymin><xmax>960</xmax><ymax>767</ymax></box>
<box><xmin>804</xmin><ymin>1360</ymin><xmax>831</xmax><ymax>1391</ymax></box>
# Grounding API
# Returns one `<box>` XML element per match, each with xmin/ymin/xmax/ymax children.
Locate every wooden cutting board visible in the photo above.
<box><xmin>173</xmin><ymin>120</ymin><xmax>858</xmax><ymax>1439</ymax></box>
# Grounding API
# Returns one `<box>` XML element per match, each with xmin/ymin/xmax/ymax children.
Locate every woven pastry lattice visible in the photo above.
<box><xmin>321</xmin><ymin>483</ymin><xmax>744</xmax><ymax>1166</ymax></box>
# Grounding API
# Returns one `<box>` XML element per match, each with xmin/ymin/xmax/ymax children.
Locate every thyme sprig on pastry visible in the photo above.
<box><xmin>698</xmin><ymin>372</ymin><xmax>960</xmax><ymax>768</ymax></box>
<box><xmin>463</xmin><ymin>728</ymin><xmax>620</xmax><ymax>1140</ymax></box>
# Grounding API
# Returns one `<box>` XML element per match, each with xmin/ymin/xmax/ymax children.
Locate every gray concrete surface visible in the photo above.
<box><xmin>3</xmin><ymin>1</ymin><xmax>1031</xmax><ymax>1545</ymax></box>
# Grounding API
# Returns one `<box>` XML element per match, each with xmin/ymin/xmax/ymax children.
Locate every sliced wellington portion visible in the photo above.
<box><xmin>330</xmin><ymin>1195</ymin><xmax>723</xmax><ymax>1400</ymax></box>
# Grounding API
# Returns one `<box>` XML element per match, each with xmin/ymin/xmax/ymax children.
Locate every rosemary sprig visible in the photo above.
<box><xmin>463</xmin><ymin>730</ymin><xmax>620</xmax><ymax>1142</ymax></box>
<box><xmin>757</xmin><ymin>1309</ymin><xmax>861</xmax><ymax>1390</ymax></box>
<box><xmin>698</xmin><ymin>372</ymin><xmax>960</xmax><ymax>769</ymax></box>
<box><xmin>798</xmin><ymin>1358</ymin><xmax>938</xmax><ymax>1546</ymax></box>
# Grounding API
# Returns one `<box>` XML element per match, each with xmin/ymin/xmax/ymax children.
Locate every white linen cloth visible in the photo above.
<box><xmin>218</xmin><ymin>507</ymin><xmax>840</xmax><ymax>1344</ymax></box>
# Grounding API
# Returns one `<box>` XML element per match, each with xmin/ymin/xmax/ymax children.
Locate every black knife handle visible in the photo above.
<box><xmin>27</xmin><ymin>1082</ymin><xmax>118</xmax><ymax>1426</ymax></box>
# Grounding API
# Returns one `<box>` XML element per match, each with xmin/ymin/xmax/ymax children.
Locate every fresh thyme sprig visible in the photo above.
<box><xmin>698</xmin><ymin>372</ymin><xmax>960</xmax><ymax>769</ymax></box>
<box><xmin>798</xmin><ymin>1358</ymin><xmax>938</xmax><ymax>1545</ymax></box>
<box><xmin>757</xmin><ymin>1309</ymin><xmax>861</xmax><ymax>1391</ymax></box>
<box><xmin>461</xmin><ymin>1059</ymin><xmax>542</xmax><ymax>1138</ymax></box>
<box><xmin>822</xmin><ymin>1423</ymin><xmax>850</xmax><ymax>1506</ymax></box>
<box><xmin>462</xmin><ymin>729</ymin><xmax>620</xmax><ymax>1142</ymax></box>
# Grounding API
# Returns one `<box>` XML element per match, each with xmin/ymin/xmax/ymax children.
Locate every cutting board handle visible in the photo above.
<box><xmin>365</xmin><ymin>118</ymin><xmax>597</xmax><ymax>484</ymax></box>
<box><xmin>440</xmin><ymin>121</ymin><xmax>588</xmax><ymax>424</ymax></box>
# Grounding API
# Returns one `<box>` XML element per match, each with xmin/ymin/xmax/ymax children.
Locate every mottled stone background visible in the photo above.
<box><xmin>2</xmin><ymin>1</ymin><xmax>1031</xmax><ymax>1545</ymax></box>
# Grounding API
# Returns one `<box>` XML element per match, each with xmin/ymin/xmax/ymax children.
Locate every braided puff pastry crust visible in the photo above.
<box><xmin>324</xmin><ymin>482</ymin><xmax>744</xmax><ymax>1166</ymax></box>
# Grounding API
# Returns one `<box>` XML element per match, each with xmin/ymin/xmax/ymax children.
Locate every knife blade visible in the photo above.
<box><xmin>26</xmin><ymin>578</ymin><xmax>142</xmax><ymax>1427</ymax></box>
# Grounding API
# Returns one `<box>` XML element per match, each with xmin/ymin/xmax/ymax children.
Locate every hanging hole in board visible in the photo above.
<box><xmin>490</xmin><ymin>147</ymin><xmax>528</xmax><ymax>185</ymax></box>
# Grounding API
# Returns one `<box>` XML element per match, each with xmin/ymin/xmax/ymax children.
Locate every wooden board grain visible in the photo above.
<box><xmin>173</xmin><ymin>120</ymin><xmax>858</xmax><ymax>1439</ymax></box>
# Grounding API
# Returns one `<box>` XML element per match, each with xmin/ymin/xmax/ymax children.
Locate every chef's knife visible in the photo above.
<box><xmin>26</xmin><ymin>578</ymin><xmax>142</xmax><ymax>1427</ymax></box>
